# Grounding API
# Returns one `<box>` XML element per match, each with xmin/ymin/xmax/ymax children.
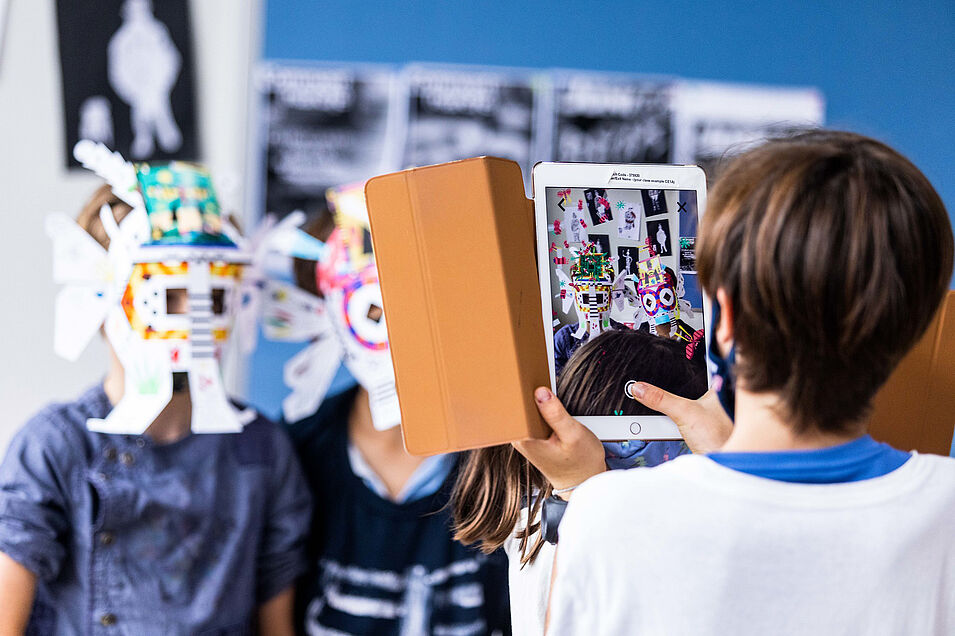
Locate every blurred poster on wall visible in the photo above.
<box><xmin>256</xmin><ymin>63</ymin><xmax>401</xmax><ymax>219</ymax></box>
<box><xmin>671</xmin><ymin>81</ymin><xmax>825</xmax><ymax>173</ymax></box>
<box><xmin>542</xmin><ymin>73</ymin><xmax>673</xmax><ymax>164</ymax></box>
<box><xmin>56</xmin><ymin>0</ymin><xmax>198</xmax><ymax>168</ymax></box>
<box><xmin>401</xmin><ymin>65</ymin><xmax>540</xmax><ymax>190</ymax></box>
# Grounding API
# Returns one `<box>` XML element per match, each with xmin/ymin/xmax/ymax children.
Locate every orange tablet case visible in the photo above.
<box><xmin>870</xmin><ymin>289</ymin><xmax>955</xmax><ymax>456</ymax></box>
<box><xmin>364</xmin><ymin>157</ymin><xmax>550</xmax><ymax>455</ymax></box>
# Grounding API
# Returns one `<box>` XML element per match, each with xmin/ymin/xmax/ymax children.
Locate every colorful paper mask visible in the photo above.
<box><xmin>49</xmin><ymin>141</ymin><xmax>256</xmax><ymax>435</ymax></box>
<box><xmin>319</xmin><ymin>184</ymin><xmax>399</xmax><ymax>430</ymax></box>
<box><xmin>635</xmin><ymin>250</ymin><xmax>679</xmax><ymax>335</ymax></box>
<box><xmin>556</xmin><ymin>246</ymin><xmax>627</xmax><ymax>339</ymax></box>
<box><xmin>261</xmin><ymin>184</ymin><xmax>400</xmax><ymax>431</ymax></box>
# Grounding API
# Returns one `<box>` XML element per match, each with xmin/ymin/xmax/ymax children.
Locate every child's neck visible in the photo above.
<box><xmin>347</xmin><ymin>387</ymin><xmax>425</xmax><ymax>501</ymax></box>
<box><xmin>719</xmin><ymin>388</ymin><xmax>864</xmax><ymax>453</ymax></box>
<box><xmin>103</xmin><ymin>353</ymin><xmax>193</xmax><ymax>445</ymax></box>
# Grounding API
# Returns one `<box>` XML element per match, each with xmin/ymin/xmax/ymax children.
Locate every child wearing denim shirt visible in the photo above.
<box><xmin>0</xmin><ymin>185</ymin><xmax>311</xmax><ymax>635</ymax></box>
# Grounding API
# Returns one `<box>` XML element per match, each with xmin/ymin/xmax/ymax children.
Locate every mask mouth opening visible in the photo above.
<box><xmin>171</xmin><ymin>371</ymin><xmax>189</xmax><ymax>393</ymax></box>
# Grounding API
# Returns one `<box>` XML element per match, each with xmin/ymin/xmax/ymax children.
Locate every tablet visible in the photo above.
<box><xmin>533</xmin><ymin>162</ymin><xmax>710</xmax><ymax>440</ymax></box>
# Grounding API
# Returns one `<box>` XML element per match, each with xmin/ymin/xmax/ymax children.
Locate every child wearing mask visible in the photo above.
<box><xmin>520</xmin><ymin>131</ymin><xmax>955</xmax><ymax>635</ymax></box>
<box><xmin>0</xmin><ymin>160</ymin><xmax>311</xmax><ymax>635</ymax></box>
<box><xmin>274</xmin><ymin>189</ymin><xmax>511</xmax><ymax>635</ymax></box>
<box><xmin>452</xmin><ymin>328</ymin><xmax>706</xmax><ymax>634</ymax></box>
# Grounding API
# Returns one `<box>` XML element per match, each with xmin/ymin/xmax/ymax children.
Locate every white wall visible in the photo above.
<box><xmin>0</xmin><ymin>0</ymin><xmax>261</xmax><ymax>454</ymax></box>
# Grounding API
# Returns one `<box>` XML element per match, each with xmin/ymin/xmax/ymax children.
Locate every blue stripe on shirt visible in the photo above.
<box><xmin>707</xmin><ymin>435</ymin><xmax>911</xmax><ymax>483</ymax></box>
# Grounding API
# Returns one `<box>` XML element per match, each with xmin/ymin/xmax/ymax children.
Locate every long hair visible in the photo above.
<box><xmin>451</xmin><ymin>328</ymin><xmax>706</xmax><ymax>565</ymax></box>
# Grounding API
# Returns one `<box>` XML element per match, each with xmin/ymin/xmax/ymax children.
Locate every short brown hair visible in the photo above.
<box><xmin>697</xmin><ymin>130</ymin><xmax>953</xmax><ymax>434</ymax></box>
<box><xmin>76</xmin><ymin>184</ymin><xmax>133</xmax><ymax>249</ymax></box>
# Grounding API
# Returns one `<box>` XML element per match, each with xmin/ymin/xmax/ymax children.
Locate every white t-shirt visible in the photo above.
<box><xmin>503</xmin><ymin>509</ymin><xmax>556</xmax><ymax>635</ymax></box>
<box><xmin>548</xmin><ymin>453</ymin><xmax>955</xmax><ymax>635</ymax></box>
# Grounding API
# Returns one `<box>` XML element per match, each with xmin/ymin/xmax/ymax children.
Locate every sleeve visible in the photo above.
<box><xmin>0</xmin><ymin>414</ymin><xmax>74</xmax><ymax>581</ymax></box>
<box><xmin>255</xmin><ymin>423</ymin><xmax>314</xmax><ymax>604</ymax></box>
<box><xmin>545</xmin><ymin>483</ymin><xmax>606</xmax><ymax>635</ymax></box>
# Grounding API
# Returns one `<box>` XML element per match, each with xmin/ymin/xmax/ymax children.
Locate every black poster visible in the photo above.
<box><xmin>402</xmin><ymin>66</ymin><xmax>538</xmax><ymax>191</ymax></box>
<box><xmin>56</xmin><ymin>0</ymin><xmax>198</xmax><ymax>168</ymax></box>
<box><xmin>549</xmin><ymin>74</ymin><xmax>672</xmax><ymax>164</ymax></box>
<box><xmin>258</xmin><ymin>64</ymin><xmax>397</xmax><ymax>219</ymax></box>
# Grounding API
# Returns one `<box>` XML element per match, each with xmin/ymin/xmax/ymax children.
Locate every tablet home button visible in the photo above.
<box><xmin>630</xmin><ymin>422</ymin><xmax>642</xmax><ymax>435</ymax></box>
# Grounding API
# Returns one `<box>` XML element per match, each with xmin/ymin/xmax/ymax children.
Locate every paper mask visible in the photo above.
<box><xmin>634</xmin><ymin>247</ymin><xmax>679</xmax><ymax>335</ymax></box>
<box><xmin>557</xmin><ymin>246</ymin><xmax>627</xmax><ymax>340</ymax></box>
<box><xmin>320</xmin><ymin>184</ymin><xmax>399</xmax><ymax>431</ymax></box>
<box><xmin>50</xmin><ymin>141</ymin><xmax>254</xmax><ymax>435</ymax></box>
<box><xmin>260</xmin><ymin>184</ymin><xmax>399</xmax><ymax>430</ymax></box>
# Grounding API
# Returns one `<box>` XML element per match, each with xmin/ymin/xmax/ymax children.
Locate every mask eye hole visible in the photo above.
<box><xmin>166</xmin><ymin>288</ymin><xmax>188</xmax><ymax>314</ymax></box>
<box><xmin>212</xmin><ymin>288</ymin><xmax>226</xmax><ymax>315</ymax></box>
<box><xmin>367</xmin><ymin>304</ymin><xmax>383</xmax><ymax>323</ymax></box>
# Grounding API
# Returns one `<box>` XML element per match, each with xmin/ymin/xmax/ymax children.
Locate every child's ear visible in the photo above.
<box><xmin>715</xmin><ymin>288</ymin><xmax>735</xmax><ymax>351</ymax></box>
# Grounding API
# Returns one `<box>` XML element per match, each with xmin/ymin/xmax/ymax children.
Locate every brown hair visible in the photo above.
<box><xmin>75</xmin><ymin>184</ymin><xmax>133</xmax><ymax>248</ymax></box>
<box><xmin>292</xmin><ymin>204</ymin><xmax>335</xmax><ymax>297</ymax></box>
<box><xmin>697</xmin><ymin>130</ymin><xmax>953</xmax><ymax>434</ymax></box>
<box><xmin>451</xmin><ymin>328</ymin><xmax>707</xmax><ymax>564</ymax></box>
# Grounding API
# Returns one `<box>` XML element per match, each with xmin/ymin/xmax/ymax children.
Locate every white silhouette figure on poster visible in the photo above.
<box><xmin>79</xmin><ymin>96</ymin><xmax>115</xmax><ymax>147</ymax></box>
<box><xmin>570</xmin><ymin>212</ymin><xmax>582</xmax><ymax>243</ymax></box>
<box><xmin>107</xmin><ymin>0</ymin><xmax>183</xmax><ymax>158</ymax></box>
<box><xmin>656</xmin><ymin>222</ymin><xmax>669</xmax><ymax>255</ymax></box>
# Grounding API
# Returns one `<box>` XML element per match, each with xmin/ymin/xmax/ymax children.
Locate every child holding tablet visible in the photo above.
<box><xmin>453</xmin><ymin>328</ymin><xmax>706</xmax><ymax>634</ymax></box>
<box><xmin>521</xmin><ymin>131</ymin><xmax>955</xmax><ymax>634</ymax></box>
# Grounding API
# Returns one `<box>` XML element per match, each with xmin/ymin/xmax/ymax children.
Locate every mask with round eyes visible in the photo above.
<box><xmin>636</xmin><ymin>254</ymin><xmax>680</xmax><ymax>328</ymax></box>
<box><xmin>319</xmin><ymin>184</ymin><xmax>400</xmax><ymax>431</ymax></box>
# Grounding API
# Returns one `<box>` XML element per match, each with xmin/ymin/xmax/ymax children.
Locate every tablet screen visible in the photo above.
<box><xmin>544</xmin><ymin>186</ymin><xmax>707</xmax><ymax>418</ymax></box>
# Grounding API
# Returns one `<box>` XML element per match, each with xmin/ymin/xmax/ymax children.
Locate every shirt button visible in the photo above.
<box><xmin>136</xmin><ymin>438</ymin><xmax>147</xmax><ymax>448</ymax></box>
<box><xmin>103</xmin><ymin>448</ymin><xmax>117</xmax><ymax>461</ymax></box>
<box><xmin>100</xmin><ymin>613</ymin><xmax>117</xmax><ymax>626</ymax></box>
<box><xmin>120</xmin><ymin>452</ymin><xmax>135</xmax><ymax>466</ymax></box>
<box><xmin>99</xmin><ymin>532</ymin><xmax>114</xmax><ymax>546</ymax></box>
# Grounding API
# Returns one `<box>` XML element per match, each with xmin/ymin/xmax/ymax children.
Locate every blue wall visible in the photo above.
<box><xmin>259</xmin><ymin>1</ymin><xmax>955</xmax><ymax>454</ymax></box>
<box><xmin>265</xmin><ymin>0</ymin><xmax>955</xmax><ymax>236</ymax></box>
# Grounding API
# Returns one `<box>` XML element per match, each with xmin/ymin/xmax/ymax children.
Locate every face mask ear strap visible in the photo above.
<box><xmin>707</xmin><ymin>299</ymin><xmax>737</xmax><ymax>421</ymax></box>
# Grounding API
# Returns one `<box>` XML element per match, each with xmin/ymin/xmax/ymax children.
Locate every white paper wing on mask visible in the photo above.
<box><xmin>46</xmin><ymin>213</ymin><xmax>111</xmax><ymax>284</ymax></box>
<box><xmin>53</xmin><ymin>287</ymin><xmax>113</xmax><ymax>361</ymax></box>
<box><xmin>72</xmin><ymin>140</ymin><xmax>143</xmax><ymax>209</ymax></box>
<box><xmin>263</xmin><ymin>281</ymin><xmax>331</xmax><ymax>342</ymax></box>
<box><xmin>47</xmin><ymin>213</ymin><xmax>123</xmax><ymax>360</ymax></box>
<box><xmin>189</xmin><ymin>357</ymin><xmax>244</xmax><ymax>433</ymax></box>
<box><xmin>555</xmin><ymin>269</ymin><xmax>575</xmax><ymax>314</ymax></box>
<box><xmin>88</xmin><ymin>308</ymin><xmax>173</xmax><ymax>434</ymax></box>
<box><xmin>281</xmin><ymin>336</ymin><xmax>345</xmax><ymax>423</ymax></box>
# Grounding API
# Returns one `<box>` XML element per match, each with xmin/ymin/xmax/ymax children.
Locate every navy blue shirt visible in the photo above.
<box><xmin>709</xmin><ymin>435</ymin><xmax>911</xmax><ymax>483</ymax></box>
<box><xmin>0</xmin><ymin>385</ymin><xmax>312</xmax><ymax>635</ymax></box>
<box><xmin>287</xmin><ymin>388</ymin><xmax>511</xmax><ymax>635</ymax></box>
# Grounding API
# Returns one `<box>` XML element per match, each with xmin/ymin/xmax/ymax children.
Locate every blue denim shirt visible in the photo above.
<box><xmin>603</xmin><ymin>440</ymin><xmax>690</xmax><ymax>470</ymax></box>
<box><xmin>0</xmin><ymin>385</ymin><xmax>312</xmax><ymax>635</ymax></box>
